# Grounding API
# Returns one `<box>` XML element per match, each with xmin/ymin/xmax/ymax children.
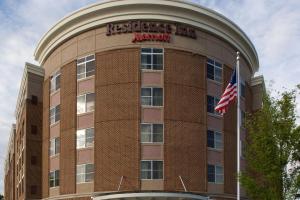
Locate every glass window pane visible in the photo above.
<box><xmin>77</xmin><ymin>165</ymin><xmax>85</xmax><ymax>174</ymax></box>
<box><xmin>215</xmin><ymin>68</ymin><xmax>222</xmax><ymax>82</ymax></box>
<box><xmin>153</xmin><ymin>170</ymin><xmax>163</xmax><ymax>179</ymax></box>
<box><xmin>141</xmin><ymin>124</ymin><xmax>151</xmax><ymax>142</ymax></box>
<box><xmin>56</xmin><ymin>75</ymin><xmax>60</xmax><ymax>90</ymax></box>
<box><xmin>207</xmin><ymin>165</ymin><xmax>215</xmax><ymax>182</ymax></box>
<box><xmin>86</xmin><ymin>55</ymin><xmax>95</xmax><ymax>61</ymax></box>
<box><xmin>86</xmin><ymin>93</ymin><xmax>95</xmax><ymax>112</ymax></box>
<box><xmin>141</xmin><ymin>48</ymin><xmax>152</xmax><ymax>53</ymax></box>
<box><xmin>141</xmin><ymin>161</ymin><xmax>151</xmax><ymax>170</ymax></box>
<box><xmin>141</xmin><ymin>88</ymin><xmax>151</xmax><ymax>96</ymax></box>
<box><xmin>207</xmin><ymin>58</ymin><xmax>214</xmax><ymax>65</ymax></box>
<box><xmin>215</xmin><ymin>132</ymin><xmax>222</xmax><ymax>149</ymax></box>
<box><xmin>77</xmin><ymin>58</ymin><xmax>85</xmax><ymax>64</ymax></box>
<box><xmin>153</xmin><ymin>161</ymin><xmax>163</xmax><ymax>171</ymax></box>
<box><xmin>141</xmin><ymin>171</ymin><xmax>151</xmax><ymax>179</ymax></box>
<box><xmin>77</xmin><ymin>130</ymin><xmax>86</xmax><ymax>149</ymax></box>
<box><xmin>153</xmin><ymin>54</ymin><xmax>163</xmax><ymax>70</ymax></box>
<box><xmin>55</xmin><ymin>105</ymin><xmax>60</xmax><ymax>122</ymax></box>
<box><xmin>77</xmin><ymin>95</ymin><xmax>86</xmax><ymax>114</ymax></box>
<box><xmin>77</xmin><ymin>64</ymin><xmax>85</xmax><ymax>79</ymax></box>
<box><xmin>207</xmin><ymin>64</ymin><xmax>214</xmax><ymax>80</ymax></box>
<box><xmin>141</xmin><ymin>97</ymin><xmax>151</xmax><ymax>106</ymax></box>
<box><xmin>76</xmin><ymin>174</ymin><xmax>85</xmax><ymax>183</ymax></box>
<box><xmin>86</xmin><ymin>164</ymin><xmax>94</xmax><ymax>174</ymax></box>
<box><xmin>153</xmin><ymin>88</ymin><xmax>163</xmax><ymax>106</ymax></box>
<box><xmin>85</xmin><ymin>173</ymin><xmax>94</xmax><ymax>182</ymax></box>
<box><xmin>207</xmin><ymin>130</ymin><xmax>215</xmax><ymax>148</ymax></box>
<box><xmin>86</xmin><ymin>61</ymin><xmax>95</xmax><ymax>77</ymax></box>
<box><xmin>207</xmin><ymin>96</ymin><xmax>215</xmax><ymax>113</ymax></box>
<box><xmin>55</xmin><ymin>138</ymin><xmax>60</xmax><ymax>154</ymax></box>
<box><xmin>153</xmin><ymin>48</ymin><xmax>163</xmax><ymax>53</ymax></box>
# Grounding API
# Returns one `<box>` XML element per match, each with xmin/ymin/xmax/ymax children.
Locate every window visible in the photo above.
<box><xmin>77</xmin><ymin>55</ymin><xmax>95</xmax><ymax>80</ymax></box>
<box><xmin>77</xmin><ymin>128</ymin><xmax>94</xmax><ymax>149</ymax></box>
<box><xmin>207</xmin><ymin>164</ymin><xmax>223</xmax><ymax>184</ymax></box>
<box><xmin>77</xmin><ymin>93</ymin><xmax>95</xmax><ymax>114</ymax></box>
<box><xmin>141</xmin><ymin>160</ymin><xmax>163</xmax><ymax>180</ymax></box>
<box><xmin>49</xmin><ymin>138</ymin><xmax>60</xmax><ymax>156</ymax></box>
<box><xmin>141</xmin><ymin>124</ymin><xmax>163</xmax><ymax>143</ymax></box>
<box><xmin>50</xmin><ymin>105</ymin><xmax>60</xmax><ymax>125</ymax></box>
<box><xmin>31</xmin><ymin>125</ymin><xmax>37</xmax><ymax>135</ymax></box>
<box><xmin>31</xmin><ymin>95</ymin><xmax>38</xmax><ymax>105</ymax></box>
<box><xmin>77</xmin><ymin>164</ymin><xmax>94</xmax><ymax>183</ymax></box>
<box><xmin>50</xmin><ymin>70</ymin><xmax>60</xmax><ymax>93</ymax></box>
<box><xmin>241</xmin><ymin>81</ymin><xmax>246</xmax><ymax>98</ymax></box>
<box><xmin>141</xmin><ymin>88</ymin><xmax>163</xmax><ymax>106</ymax></box>
<box><xmin>31</xmin><ymin>156</ymin><xmax>37</xmax><ymax>165</ymax></box>
<box><xmin>207</xmin><ymin>58</ymin><xmax>222</xmax><ymax>82</ymax></box>
<box><xmin>30</xmin><ymin>185</ymin><xmax>37</xmax><ymax>195</ymax></box>
<box><xmin>207</xmin><ymin>95</ymin><xmax>220</xmax><ymax>115</ymax></box>
<box><xmin>207</xmin><ymin>130</ymin><xmax>222</xmax><ymax>150</ymax></box>
<box><xmin>141</xmin><ymin>48</ymin><xmax>163</xmax><ymax>70</ymax></box>
<box><xmin>49</xmin><ymin>170</ymin><xmax>59</xmax><ymax>187</ymax></box>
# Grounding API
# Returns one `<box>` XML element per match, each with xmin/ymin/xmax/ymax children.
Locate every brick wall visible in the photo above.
<box><xmin>94</xmin><ymin>48</ymin><xmax>140</xmax><ymax>191</ymax></box>
<box><xmin>60</xmin><ymin>61</ymin><xmax>77</xmax><ymax>194</ymax></box>
<box><xmin>164</xmin><ymin>49</ymin><xmax>207</xmax><ymax>192</ymax></box>
<box><xmin>42</xmin><ymin>78</ymin><xmax>50</xmax><ymax>198</ymax></box>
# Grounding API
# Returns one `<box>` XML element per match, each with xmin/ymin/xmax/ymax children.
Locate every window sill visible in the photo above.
<box><xmin>50</xmin><ymin>121</ymin><xmax>60</xmax><ymax>128</ymax></box>
<box><xmin>77</xmin><ymin>146</ymin><xmax>94</xmax><ymax>151</ymax></box>
<box><xmin>76</xmin><ymin>181</ymin><xmax>94</xmax><ymax>184</ymax></box>
<box><xmin>77</xmin><ymin>75</ymin><xmax>95</xmax><ymax>83</ymax></box>
<box><xmin>141</xmin><ymin>105</ymin><xmax>164</xmax><ymax>109</ymax></box>
<box><xmin>49</xmin><ymin>153</ymin><xmax>60</xmax><ymax>159</ymax></box>
<box><xmin>208</xmin><ymin>182</ymin><xmax>224</xmax><ymax>185</ymax></box>
<box><xmin>141</xmin><ymin>179</ymin><xmax>164</xmax><ymax>181</ymax></box>
<box><xmin>141</xmin><ymin>69</ymin><xmax>164</xmax><ymax>72</ymax></box>
<box><xmin>50</xmin><ymin>88</ymin><xmax>61</xmax><ymax>96</ymax></box>
<box><xmin>77</xmin><ymin>111</ymin><xmax>94</xmax><ymax>117</ymax></box>
<box><xmin>207</xmin><ymin>147</ymin><xmax>223</xmax><ymax>152</ymax></box>
<box><xmin>207</xmin><ymin>78</ymin><xmax>223</xmax><ymax>86</ymax></box>
<box><xmin>207</xmin><ymin>112</ymin><xmax>222</xmax><ymax>119</ymax></box>
<box><xmin>141</xmin><ymin>142</ymin><xmax>164</xmax><ymax>145</ymax></box>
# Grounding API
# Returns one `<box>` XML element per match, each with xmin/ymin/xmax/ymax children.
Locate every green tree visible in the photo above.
<box><xmin>0</xmin><ymin>194</ymin><xmax>3</xmax><ymax>200</ymax></box>
<box><xmin>240</xmin><ymin>89</ymin><xmax>300</xmax><ymax>200</ymax></box>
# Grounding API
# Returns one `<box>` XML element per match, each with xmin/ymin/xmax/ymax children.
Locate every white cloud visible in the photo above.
<box><xmin>0</xmin><ymin>0</ymin><xmax>299</xmax><ymax>194</ymax></box>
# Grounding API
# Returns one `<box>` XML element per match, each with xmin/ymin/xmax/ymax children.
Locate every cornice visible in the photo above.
<box><xmin>34</xmin><ymin>0</ymin><xmax>259</xmax><ymax>73</ymax></box>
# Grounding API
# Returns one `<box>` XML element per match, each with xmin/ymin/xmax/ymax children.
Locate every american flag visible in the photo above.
<box><xmin>215</xmin><ymin>69</ymin><xmax>237</xmax><ymax>114</ymax></box>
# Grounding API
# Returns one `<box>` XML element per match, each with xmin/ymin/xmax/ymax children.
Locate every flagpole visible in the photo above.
<box><xmin>236</xmin><ymin>51</ymin><xmax>241</xmax><ymax>200</ymax></box>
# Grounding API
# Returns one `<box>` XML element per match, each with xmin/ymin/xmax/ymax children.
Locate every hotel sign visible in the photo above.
<box><xmin>106</xmin><ymin>21</ymin><xmax>197</xmax><ymax>43</ymax></box>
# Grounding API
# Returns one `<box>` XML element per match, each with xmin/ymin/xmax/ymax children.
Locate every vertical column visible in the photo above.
<box><xmin>60</xmin><ymin>61</ymin><xmax>77</xmax><ymax>194</ymax></box>
<box><xmin>164</xmin><ymin>49</ymin><xmax>206</xmax><ymax>192</ymax></box>
<box><xmin>42</xmin><ymin>79</ymin><xmax>50</xmax><ymax>198</ymax></box>
<box><xmin>94</xmin><ymin>48</ymin><xmax>140</xmax><ymax>191</ymax></box>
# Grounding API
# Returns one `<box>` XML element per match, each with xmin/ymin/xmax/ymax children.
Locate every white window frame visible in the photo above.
<box><xmin>76</xmin><ymin>128</ymin><xmax>94</xmax><ymax>149</ymax></box>
<box><xmin>49</xmin><ymin>170</ymin><xmax>59</xmax><ymax>187</ymax></box>
<box><xmin>140</xmin><ymin>123</ymin><xmax>164</xmax><ymax>143</ymax></box>
<box><xmin>76</xmin><ymin>163</ymin><xmax>94</xmax><ymax>183</ymax></box>
<box><xmin>208</xmin><ymin>164</ymin><xmax>224</xmax><ymax>184</ymax></box>
<box><xmin>141</xmin><ymin>160</ymin><xmax>164</xmax><ymax>180</ymax></box>
<box><xmin>141</xmin><ymin>87</ymin><xmax>164</xmax><ymax>107</ymax></box>
<box><xmin>77</xmin><ymin>54</ymin><xmax>95</xmax><ymax>80</ymax></box>
<box><xmin>50</xmin><ymin>105</ymin><xmax>60</xmax><ymax>125</ymax></box>
<box><xmin>207</xmin><ymin>95</ymin><xmax>221</xmax><ymax>116</ymax></box>
<box><xmin>207</xmin><ymin>130</ymin><xmax>223</xmax><ymax>150</ymax></box>
<box><xmin>49</xmin><ymin>137</ymin><xmax>60</xmax><ymax>156</ymax></box>
<box><xmin>141</xmin><ymin>48</ymin><xmax>164</xmax><ymax>70</ymax></box>
<box><xmin>207</xmin><ymin>58</ymin><xmax>222</xmax><ymax>83</ymax></box>
<box><xmin>77</xmin><ymin>93</ymin><xmax>95</xmax><ymax>114</ymax></box>
<box><xmin>50</xmin><ymin>70</ymin><xmax>61</xmax><ymax>93</ymax></box>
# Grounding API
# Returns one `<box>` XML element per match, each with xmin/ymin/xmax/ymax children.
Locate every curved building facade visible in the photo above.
<box><xmin>6</xmin><ymin>1</ymin><xmax>265</xmax><ymax>200</ymax></box>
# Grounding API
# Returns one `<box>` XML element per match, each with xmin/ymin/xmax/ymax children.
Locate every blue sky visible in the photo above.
<box><xmin>0</xmin><ymin>0</ymin><xmax>299</xmax><ymax>194</ymax></box>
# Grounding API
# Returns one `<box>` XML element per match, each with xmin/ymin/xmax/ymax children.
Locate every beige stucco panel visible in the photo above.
<box><xmin>78</xmin><ymin>34</ymin><xmax>96</xmax><ymax>57</ymax></box>
<box><xmin>141</xmin><ymin>180</ymin><xmax>164</xmax><ymax>190</ymax></box>
<box><xmin>77</xmin><ymin>182</ymin><xmax>94</xmax><ymax>193</ymax></box>
<box><xmin>61</xmin><ymin>41</ymin><xmax>77</xmax><ymax>65</ymax></box>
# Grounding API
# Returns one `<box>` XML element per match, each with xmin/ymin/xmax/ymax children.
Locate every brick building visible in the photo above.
<box><xmin>4</xmin><ymin>1</ymin><xmax>264</xmax><ymax>200</ymax></box>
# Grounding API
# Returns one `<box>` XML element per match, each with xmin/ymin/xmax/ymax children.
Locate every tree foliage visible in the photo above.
<box><xmin>240</xmin><ymin>89</ymin><xmax>300</xmax><ymax>200</ymax></box>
